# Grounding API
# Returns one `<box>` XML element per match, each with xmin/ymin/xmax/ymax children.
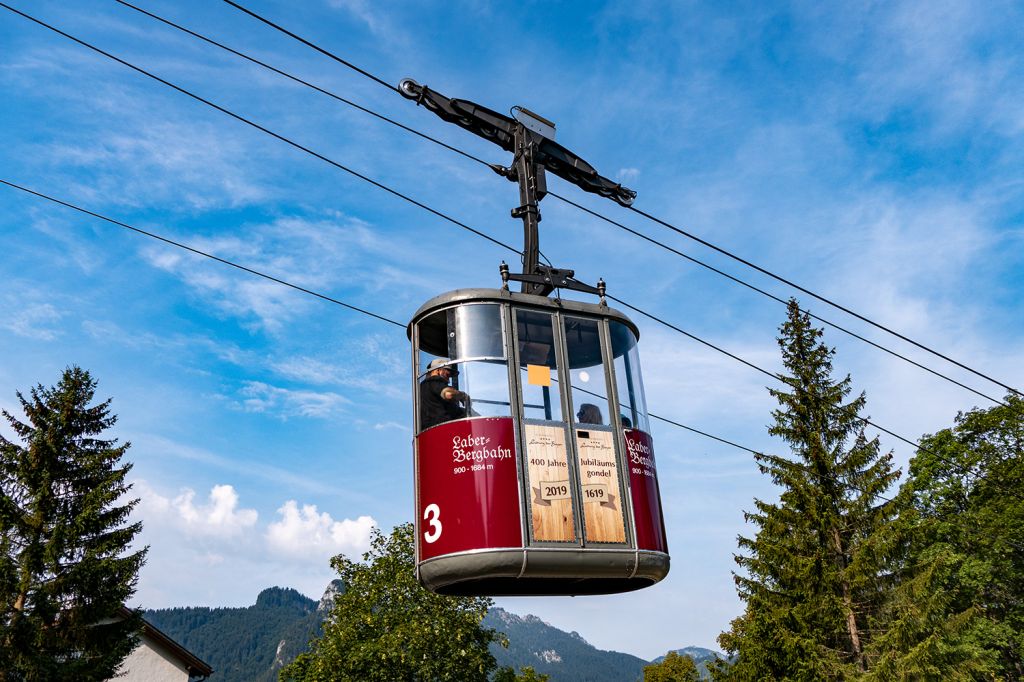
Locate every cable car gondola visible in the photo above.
<box><xmin>402</xmin><ymin>80</ymin><xmax>669</xmax><ymax>596</ymax></box>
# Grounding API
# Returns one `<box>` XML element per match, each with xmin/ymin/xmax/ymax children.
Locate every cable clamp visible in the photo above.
<box><xmin>511</xmin><ymin>204</ymin><xmax>540</xmax><ymax>219</ymax></box>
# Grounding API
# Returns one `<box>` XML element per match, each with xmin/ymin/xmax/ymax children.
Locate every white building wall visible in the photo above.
<box><xmin>114</xmin><ymin>639</ymin><xmax>191</xmax><ymax>682</ymax></box>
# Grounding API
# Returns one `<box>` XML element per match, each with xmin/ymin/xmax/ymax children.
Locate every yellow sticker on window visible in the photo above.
<box><xmin>527</xmin><ymin>364</ymin><xmax>551</xmax><ymax>387</ymax></box>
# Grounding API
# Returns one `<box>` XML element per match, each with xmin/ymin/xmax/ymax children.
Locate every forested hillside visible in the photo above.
<box><xmin>484</xmin><ymin>607</ymin><xmax>649</xmax><ymax>681</ymax></box>
<box><xmin>146</xmin><ymin>587</ymin><xmax>710</xmax><ymax>682</ymax></box>
<box><xmin>145</xmin><ymin>586</ymin><xmax>324</xmax><ymax>682</ymax></box>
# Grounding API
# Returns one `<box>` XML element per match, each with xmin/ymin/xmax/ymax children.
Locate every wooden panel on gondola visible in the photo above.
<box><xmin>575</xmin><ymin>429</ymin><xmax>626</xmax><ymax>543</ymax></box>
<box><xmin>524</xmin><ymin>423</ymin><xmax>576</xmax><ymax>542</ymax></box>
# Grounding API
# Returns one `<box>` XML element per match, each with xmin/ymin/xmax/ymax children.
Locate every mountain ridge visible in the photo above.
<box><xmin>145</xmin><ymin>585</ymin><xmax>723</xmax><ymax>681</ymax></box>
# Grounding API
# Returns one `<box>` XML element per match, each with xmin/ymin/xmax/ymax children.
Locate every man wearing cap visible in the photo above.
<box><xmin>419</xmin><ymin>358</ymin><xmax>469</xmax><ymax>430</ymax></box>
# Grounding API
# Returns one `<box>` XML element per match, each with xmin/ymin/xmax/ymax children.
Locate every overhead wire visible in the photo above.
<box><xmin>624</xmin><ymin>202</ymin><xmax>1022</xmax><ymax>400</ymax></box>
<box><xmin>567</xmin><ymin>376</ymin><xmax>897</xmax><ymax>504</ymax></box>
<box><xmin>0</xmin><ymin>180</ymin><xmax>403</xmax><ymax>329</ymax></box>
<box><xmin>0</xmin><ymin>2</ymin><xmax>518</xmax><ymax>259</ymax></box>
<box><xmin>3</xmin><ymin>4</ymin><xmax>1013</xmax><ymax>501</ymax></box>
<box><xmin>2</xmin><ymin>177</ymin><xmax>894</xmax><ymax>504</ymax></box>
<box><xmin>214</xmin><ymin>0</ymin><xmax>1021</xmax><ymax>401</ymax></box>
<box><xmin>0</xmin><ymin>177</ymin><xmax>764</xmax><ymax>462</ymax></box>
<box><xmin>220</xmin><ymin>0</ymin><xmax>399</xmax><ymax>94</ymax></box>
<box><xmin>607</xmin><ymin>295</ymin><xmax>965</xmax><ymax>461</ymax></box>
<box><xmin>113</xmin><ymin>0</ymin><xmax>1011</xmax><ymax>411</ymax></box>
<box><xmin>112</xmin><ymin>0</ymin><xmax>491</xmax><ymax>170</ymax></box>
<box><xmin>553</xmin><ymin>192</ymin><xmax>1011</xmax><ymax>409</ymax></box>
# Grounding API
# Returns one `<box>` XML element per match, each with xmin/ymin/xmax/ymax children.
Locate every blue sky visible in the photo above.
<box><xmin>2</xmin><ymin>0</ymin><xmax>1022</xmax><ymax>659</ymax></box>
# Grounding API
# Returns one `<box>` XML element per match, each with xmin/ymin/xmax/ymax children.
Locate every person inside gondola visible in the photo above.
<box><xmin>419</xmin><ymin>358</ymin><xmax>469</xmax><ymax>430</ymax></box>
<box><xmin>576</xmin><ymin>403</ymin><xmax>603</xmax><ymax>424</ymax></box>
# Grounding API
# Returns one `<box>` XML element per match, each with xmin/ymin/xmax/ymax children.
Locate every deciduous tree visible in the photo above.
<box><xmin>280</xmin><ymin>522</ymin><xmax>504</xmax><ymax>681</ymax></box>
<box><xmin>0</xmin><ymin>367</ymin><xmax>145</xmax><ymax>680</ymax></box>
<box><xmin>643</xmin><ymin>650</ymin><xmax>700</xmax><ymax>681</ymax></box>
<box><xmin>493</xmin><ymin>664</ymin><xmax>550</xmax><ymax>681</ymax></box>
<box><xmin>865</xmin><ymin>394</ymin><xmax>1024</xmax><ymax>679</ymax></box>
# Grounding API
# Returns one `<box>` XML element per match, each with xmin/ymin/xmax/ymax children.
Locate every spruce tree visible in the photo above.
<box><xmin>718</xmin><ymin>300</ymin><xmax>901</xmax><ymax>680</ymax></box>
<box><xmin>0</xmin><ymin>367</ymin><xmax>146</xmax><ymax>680</ymax></box>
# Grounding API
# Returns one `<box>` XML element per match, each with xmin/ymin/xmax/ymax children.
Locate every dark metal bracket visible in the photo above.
<box><xmin>400</xmin><ymin>78</ymin><xmax>632</xmax><ymax>298</ymax></box>
<box><xmin>500</xmin><ymin>262</ymin><xmax>606</xmax><ymax>303</ymax></box>
<box><xmin>399</xmin><ymin>79</ymin><xmax>635</xmax><ymax>207</ymax></box>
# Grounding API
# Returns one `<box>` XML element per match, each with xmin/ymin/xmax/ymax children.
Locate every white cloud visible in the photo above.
<box><xmin>81</xmin><ymin>319</ymin><xmax>256</xmax><ymax>366</ymax></box>
<box><xmin>827</xmin><ymin>191</ymin><xmax>992</xmax><ymax>306</ymax></box>
<box><xmin>271</xmin><ymin>347</ymin><xmax>405</xmax><ymax>400</ymax></box>
<box><xmin>327</xmin><ymin>0</ymin><xmax>403</xmax><ymax>40</ymax></box>
<box><xmin>233</xmin><ymin>381</ymin><xmax>351</xmax><ymax>419</ymax></box>
<box><xmin>266</xmin><ymin>501</ymin><xmax>375</xmax><ymax>559</ymax></box>
<box><xmin>373</xmin><ymin>421</ymin><xmax>408</xmax><ymax>432</ymax></box>
<box><xmin>138</xmin><ymin>482</ymin><xmax>258</xmax><ymax>538</ymax></box>
<box><xmin>41</xmin><ymin>121</ymin><xmax>268</xmax><ymax>211</ymax></box>
<box><xmin>133</xmin><ymin>436</ymin><xmax>359</xmax><ymax>498</ymax></box>
<box><xmin>864</xmin><ymin>1</ymin><xmax>1018</xmax><ymax>133</ymax></box>
<box><xmin>128</xmin><ymin>479</ymin><xmax>377</xmax><ymax>608</ymax></box>
<box><xmin>137</xmin><ymin>215</ymin><xmax>408</xmax><ymax>333</ymax></box>
<box><xmin>272</xmin><ymin>357</ymin><xmax>352</xmax><ymax>385</ymax></box>
<box><xmin>641</xmin><ymin>325</ymin><xmax>779</xmax><ymax>424</ymax></box>
<box><xmin>174</xmin><ymin>485</ymin><xmax>259</xmax><ymax>536</ymax></box>
<box><xmin>141</xmin><ymin>251</ymin><xmax>306</xmax><ymax>334</ymax></box>
<box><xmin>2</xmin><ymin>302</ymin><xmax>63</xmax><ymax>341</ymax></box>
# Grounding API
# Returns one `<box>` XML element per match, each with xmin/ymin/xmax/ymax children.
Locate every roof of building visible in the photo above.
<box><xmin>118</xmin><ymin>606</ymin><xmax>214</xmax><ymax>679</ymax></box>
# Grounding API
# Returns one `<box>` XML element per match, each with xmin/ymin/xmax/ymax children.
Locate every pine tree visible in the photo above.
<box><xmin>0</xmin><ymin>367</ymin><xmax>146</xmax><ymax>680</ymax></box>
<box><xmin>718</xmin><ymin>300</ymin><xmax>902</xmax><ymax>680</ymax></box>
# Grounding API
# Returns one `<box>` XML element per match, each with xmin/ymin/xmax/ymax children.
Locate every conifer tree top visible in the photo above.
<box><xmin>1</xmin><ymin>366</ymin><xmax>146</xmax><ymax>679</ymax></box>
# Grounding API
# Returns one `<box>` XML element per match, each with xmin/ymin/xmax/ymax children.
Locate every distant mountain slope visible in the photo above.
<box><xmin>147</xmin><ymin>585</ymin><xmax>721</xmax><ymax>682</ymax></box>
<box><xmin>485</xmin><ymin>607</ymin><xmax>647</xmax><ymax>682</ymax></box>
<box><xmin>651</xmin><ymin>646</ymin><xmax>724</xmax><ymax>679</ymax></box>
<box><xmin>144</xmin><ymin>586</ymin><xmax>325</xmax><ymax>682</ymax></box>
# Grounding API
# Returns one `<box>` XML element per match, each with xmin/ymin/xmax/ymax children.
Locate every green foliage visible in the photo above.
<box><xmin>643</xmin><ymin>650</ymin><xmax>700</xmax><ymax>681</ymax></box>
<box><xmin>493</xmin><ymin>664</ymin><xmax>550</xmax><ymax>681</ymax></box>
<box><xmin>279</xmin><ymin>522</ymin><xmax>504</xmax><ymax>682</ymax></box>
<box><xmin>145</xmin><ymin>586</ymin><xmax>323</xmax><ymax>682</ymax></box>
<box><xmin>152</xmin><ymin>596</ymin><xmax>653</xmax><ymax>682</ymax></box>
<box><xmin>719</xmin><ymin>303</ymin><xmax>1024</xmax><ymax>679</ymax></box>
<box><xmin>865</xmin><ymin>394</ymin><xmax>1024</xmax><ymax>679</ymax></box>
<box><xmin>718</xmin><ymin>300</ymin><xmax>902</xmax><ymax>680</ymax></box>
<box><xmin>706</xmin><ymin>654</ymin><xmax>733</xmax><ymax>681</ymax></box>
<box><xmin>0</xmin><ymin>367</ymin><xmax>146</xmax><ymax>680</ymax></box>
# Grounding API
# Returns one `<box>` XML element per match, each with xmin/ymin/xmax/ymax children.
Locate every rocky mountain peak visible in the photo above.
<box><xmin>317</xmin><ymin>579</ymin><xmax>345</xmax><ymax>614</ymax></box>
<box><xmin>254</xmin><ymin>586</ymin><xmax>316</xmax><ymax>613</ymax></box>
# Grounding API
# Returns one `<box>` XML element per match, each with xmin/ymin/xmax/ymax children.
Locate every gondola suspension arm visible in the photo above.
<box><xmin>399</xmin><ymin>79</ymin><xmax>635</xmax><ymax>296</ymax></box>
